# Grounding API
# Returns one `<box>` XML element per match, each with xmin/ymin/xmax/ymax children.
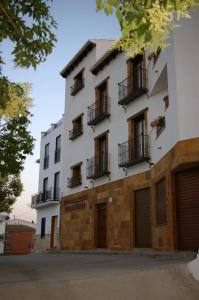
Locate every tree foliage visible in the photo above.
<box><xmin>96</xmin><ymin>0</ymin><xmax>199</xmax><ymax>56</ymax></box>
<box><xmin>0</xmin><ymin>111</ymin><xmax>34</xmax><ymax>212</ymax></box>
<box><xmin>0</xmin><ymin>0</ymin><xmax>57</xmax><ymax>117</ymax></box>
<box><xmin>0</xmin><ymin>1</ymin><xmax>56</xmax><ymax>212</ymax></box>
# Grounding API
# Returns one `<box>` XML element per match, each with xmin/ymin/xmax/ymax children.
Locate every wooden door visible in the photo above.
<box><xmin>50</xmin><ymin>215</ymin><xmax>58</xmax><ymax>248</ymax></box>
<box><xmin>97</xmin><ymin>203</ymin><xmax>107</xmax><ymax>248</ymax></box>
<box><xmin>135</xmin><ymin>188</ymin><xmax>151</xmax><ymax>247</ymax></box>
<box><xmin>175</xmin><ymin>169</ymin><xmax>199</xmax><ymax>250</ymax></box>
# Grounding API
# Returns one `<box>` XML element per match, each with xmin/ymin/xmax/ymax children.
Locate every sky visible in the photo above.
<box><xmin>2</xmin><ymin>0</ymin><xmax>120</xmax><ymax>222</ymax></box>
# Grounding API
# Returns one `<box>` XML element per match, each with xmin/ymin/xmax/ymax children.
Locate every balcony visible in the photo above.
<box><xmin>118</xmin><ymin>135</ymin><xmax>150</xmax><ymax>168</ymax></box>
<box><xmin>67</xmin><ymin>175</ymin><xmax>82</xmax><ymax>188</ymax></box>
<box><xmin>54</xmin><ymin>148</ymin><xmax>61</xmax><ymax>163</ymax></box>
<box><xmin>69</xmin><ymin>126</ymin><xmax>83</xmax><ymax>140</ymax></box>
<box><xmin>43</xmin><ymin>156</ymin><xmax>49</xmax><ymax>169</ymax></box>
<box><xmin>86</xmin><ymin>153</ymin><xmax>110</xmax><ymax>179</ymax></box>
<box><xmin>118</xmin><ymin>68</ymin><xmax>147</xmax><ymax>106</ymax></box>
<box><xmin>31</xmin><ymin>188</ymin><xmax>60</xmax><ymax>208</ymax></box>
<box><xmin>70</xmin><ymin>80</ymin><xmax>84</xmax><ymax>96</ymax></box>
<box><xmin>87</xmin><ymin>96</ymin><xmax>110</xmax><ymax>126</ymax></box>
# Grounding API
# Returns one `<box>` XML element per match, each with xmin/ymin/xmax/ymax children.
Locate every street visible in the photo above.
<box><xmin>0</xmin><ymin>252</ymin><xmax>199</xmax><ymax>300</ymax></box>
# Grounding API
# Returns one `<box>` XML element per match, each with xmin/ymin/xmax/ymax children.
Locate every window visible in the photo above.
<box><xmin>55</xmin><ymin>135</ymin><xmax>61</xmax><ymax>163</ymax></box>
<box><xmin>54</xmin><ymin>172</ymin><xmax>60</xmax><ymax>200</ymax></box>
<box><xmin>69</xmin><ymin>114</ymin><xmax>83</xmax><ymax>140</ymax></box>
<box><xmin>118</xmin><ymin>55</ymin><xmax>146</xmax><ymax>105</ymax></box>
<box><xmin>67</xmin><ymin>163</ymin><xmax>82</xmax><ymax>188</ymax></box>
<box><xmin>87</xmin><ymin>79</ymin><xmax>110</xmax><ymax>126</ymax></box>
<box><xmin>70</xmin><ymin>69</ymin><xmax>84</xmax><ymax>96</ymax></box>
<box><xmin>118</xmin><ymin>109</ymin><xmax>149</xmax><ymax>167</ymax></box>
<box><xmin>156</xmin><ymin>178</ymin><xmax>167</xmax><ymax>225</ymax></box>
<box><xmin>43</xmin><ymin>177</ymin><xmax>49</xmax><ymax>201</ymax></box>
<box><xmin>86</xmin><ymin>131</ymin><xmax>110</xmax><ymax>179</ymax></box>
<box><xmin>41</xmin><ymin>217</ymin><xmax>46</xmax><ymax>238</ymax></box>
<box><xmin>44</xmin><ymin>143</ymin><xmax>49</xmax><ymax>169</ymax></box>
<box><xmin>163</xmin><ymin>95</ymin><xmax>169</xmax><ymax>111</ymax></box>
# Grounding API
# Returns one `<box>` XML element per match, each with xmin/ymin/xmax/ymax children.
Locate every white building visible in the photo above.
<box><xmin>59</xmin><ymin>11</ymin><xmax>199</xmax><ymax>251</ymax></box>
<box><xmin>31</xmin><ymin>118</ymin><xmax>64</xmax><ymax>250</ymax></box>
<box><xmin>0</xmin><ymin>213</ymin><xmax>8</xmax><ymax>255</ymax></box>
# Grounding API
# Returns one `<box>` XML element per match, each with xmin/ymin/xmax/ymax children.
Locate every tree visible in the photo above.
<box><xmin>0</xmin><ymin>111</ymin><xmax>34</xmax><ymax>213</ymax></box>
<box><xmin>0</xmin><ymin>0</ymin><xmax>57</xmax><ymax>117</ymax></box>
<box><xmin>0</xmin><ymin>0</ymin><xmax>56</xmax><ymax>212</ymax></box>
<box><xmin>96</xmin><ymin>0</ymin><xmax>198</xmax><ymax>57</ymax></box>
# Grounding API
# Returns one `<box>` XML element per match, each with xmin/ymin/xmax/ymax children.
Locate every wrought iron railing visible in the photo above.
<box><xmin>70</xmin><ymin>80</ymin><xmax>84</xmax><ymax>96</ymax></box>
<box><xmin>118</xmin><ymin>67</ymin><xmax>147</xmax><ymax>105</ymax></box>
<box><xmin>69</xmin><ymin>126</ymin><xmax>83</xmax><ymax>140</ymax></box>
<box><xmin>87</xmin><ymin>96</ymin><xmax>110</xmax><ymax>126</ymax></box>
<box><xmin>31</xmin><ymin>188</ymin><xmax>60</xmax><ymax>207</ymax></box>
<box><xmin>43</xmin><ymin>156</ymin><xmax>49</xmax><ymax>169</ymax></box>
<box><xmin>118</xmin><ymin>135</ymin><xmax>150</xmax><ymax>167</ymax></box>
<box><xmin>86</xmin><ymin>152</ymin><xmax>110</xmax><ymax>179</ymax></box>
<box><xmin>67</xmin><ymin>175</ymin><xmax>82</xmax><ymax>188</ymax></box>
<box><xmin>54</xmin><ymin>147</ymin><xmax>61</xmax><ymax>163</ymax></box>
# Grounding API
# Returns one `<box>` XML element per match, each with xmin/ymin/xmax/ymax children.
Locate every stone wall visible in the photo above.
<box><xmin>61</xmin><ymin>137</ymin><xmax>199</xmax><ymax>251</ymax></box>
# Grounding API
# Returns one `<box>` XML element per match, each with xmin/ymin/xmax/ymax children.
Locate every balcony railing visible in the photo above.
<box><xmin>31</xmin><ymin>188</ymin><xmax>60</xmax><ymax>208</ymax></box>
<box><xmin>118</xmin><ymin>67</ymin><xmax>147</xmax><ymax>105</ymax></box>
<box><xmin>67</xmin><ymin>175</ymin><xmax>82</xmax><ymax>188</ymax></box>
<box><xmin>54</xmin><ymin>148</ymin><xmax>61</xmax><ymax>163</ymax></box>
<box><xmin>86</xmin><ymin>152</ymin><xmax>110</xmax><ymax>179</ymax></box>
<box><xmin>118</xmin><ymin>135</ymin><xmax>150</xmax><ymax>168</ymax></box>
<box><xmin>87</xmin><ymin>96</ymin><xmax>110</xmax><ymax>126</ymax></box>
<box><xmin>70</xmin><ymin>80</ymin><xmax>84</xmax><ymax>96</ymax></box>
<box><xmin>69</xmin><ymin>126</ymin><xmax>83</xmax><ymax>140</ymax></box>
<box><xmin>43</xmin><ymin>156</ymin><xmax>49</xmax><ymax>169</ymax></box>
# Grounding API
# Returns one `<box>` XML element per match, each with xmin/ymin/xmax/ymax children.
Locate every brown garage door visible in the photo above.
<box><xmin>176</xmin><ymin>168</ymin><xmax>199</xmax><ymax>250</ymax></box>
<box><xmin>135</xmin><ymin>188</ymin><xmax>151</xmax><ymax>247</ymax></box>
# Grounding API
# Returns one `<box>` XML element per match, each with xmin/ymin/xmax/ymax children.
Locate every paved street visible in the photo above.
<box><xmin>0</xmin><ymin>252</ymin><xmax>199</xmax><ymax>300</ymax></box>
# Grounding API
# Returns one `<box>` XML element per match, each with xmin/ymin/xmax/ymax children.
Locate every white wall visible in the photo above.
<box><xmin>38</xmin><ymin>119</ymin><xmax>63</xmax><ymax>192</ymax></box>
<box><xmin>36</xmin><ymin>205</ymin><xmax>60</xmax><ymax>235</ymax></box>
<box><xmin>173</xmin><ymin>10</ymin><xmax>199</xmax><ymax>141</ymax></box>
<box><xmin>61</xmin><ymin>11</ymin><xmax>199</xmax><ymax>197</ymax></box>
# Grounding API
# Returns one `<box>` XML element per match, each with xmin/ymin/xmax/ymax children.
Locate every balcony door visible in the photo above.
<box><xmin>134</xmin><ymin>115</ymin><xmax>145</xmax><ymax>160</ymax></box>
<box><xmin>54</xmin><ymin>172</ymin><xmax>60</xmax><ymax>200</ymax></box>
<box><xmin>43</xmin><ymin>177</ymin><xmax>48</xmax><ymax>201</ymax></box>
<box><xmin>99</xmin><ymin>135</ymin><xmax>106</xmax><ymax>173</ymax></box>
<box><xmin>96</xmin><ymin>81</ymin><xmax>107</xmax><ymax>116</ymax></box>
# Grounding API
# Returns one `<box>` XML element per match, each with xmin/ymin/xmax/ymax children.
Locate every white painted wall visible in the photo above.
<box><xmin>60</xmin><ymin>10</ymin><xmax>199</xmax><ymax>197</ymax></box>
<box><xmin>173</xmin><ymin>9</ymin><xmax>199</xmax><ymax>141</ymax></box>
<box><xmin>35</xmin><ymin>118</ymin><xmax>64</xmax><ymax>237</ymax></box>
<box><xmin>36</xmin><ymin>205</ymin><xmax>60</xmax><ymax>236</ymax></box>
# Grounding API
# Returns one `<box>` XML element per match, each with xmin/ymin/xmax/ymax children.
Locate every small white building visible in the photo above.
<box><xmin>31</xmin><ymin>118</ymin><xmax>64</xmax><ymax>251</ymax></box>
<box><xmin>0</xmin><ymin>212</ymin><xmax>8</xmax><ymax>255</ymax></box>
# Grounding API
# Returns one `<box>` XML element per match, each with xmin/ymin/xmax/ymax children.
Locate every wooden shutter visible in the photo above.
<box><xmin>156</xmin><ymin>178</ymin><xmax>167</xmax><ymax>225</ymax></box>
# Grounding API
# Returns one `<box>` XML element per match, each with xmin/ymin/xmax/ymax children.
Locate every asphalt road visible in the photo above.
<box><xmin>0</xmin><ymin>252</ymin><xmax>199</xmax><ymax>300</ymax></box>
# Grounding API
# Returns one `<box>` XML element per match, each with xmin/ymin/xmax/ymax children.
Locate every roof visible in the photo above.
<box><xmin>60</xmin><ymin>40</ymin><xmax>96</xmax><ymax>78</ymax></box>
<box><xmin>90</xmin><ymin>47</ymin><xmax>121</xmax><ymax>75</ymax></box>
<box><xmin>6</xmin><ymin>225</ymin><xmax>35</xmax><ymax>233</ymax></box>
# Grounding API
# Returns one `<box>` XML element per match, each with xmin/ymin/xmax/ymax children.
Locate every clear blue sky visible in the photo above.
<box><xmin>2</xmin><ymin>0</ymin><xmax>120</xmax><ymax>221</ymax></box>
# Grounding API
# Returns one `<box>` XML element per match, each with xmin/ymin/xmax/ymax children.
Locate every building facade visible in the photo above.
<box><xmin>32</xmin><ymin>118</ymin><xmax>63</xmax><ymax>251</ymax></box>
<box><xmin>59</xmin><ymin>11</ymin><xmax>199</xmax><ymax>251</ymax></box>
